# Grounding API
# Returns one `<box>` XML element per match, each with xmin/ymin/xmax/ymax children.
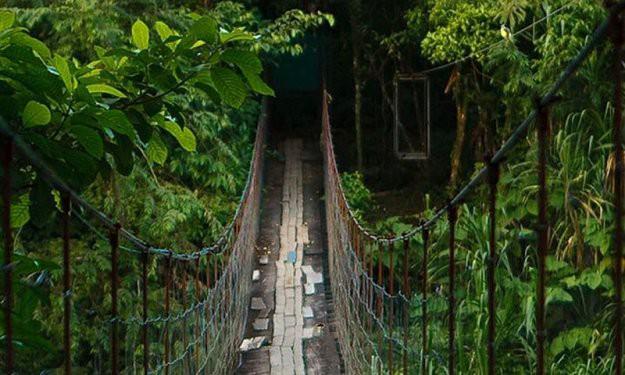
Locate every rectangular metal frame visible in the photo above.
<box><xmin>393</xmin><ymin>73</ymin><xmax>430</xmax><ymax>160</ymax></box>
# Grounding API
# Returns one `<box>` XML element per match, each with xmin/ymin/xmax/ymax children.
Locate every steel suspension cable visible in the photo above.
<box><xmin>326</xmin><ymin>1</ymin><xmax>625</xmax><ymax>247</ymax></box>
<box><xmin>0</xmin><ymin>99</ymin><xmax>268</xmax><ymax>262</ymax></box>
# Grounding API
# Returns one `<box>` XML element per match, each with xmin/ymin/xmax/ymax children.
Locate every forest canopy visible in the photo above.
<box><xmin>0</xmin><ymin>1</ymin><xmax>331</xmax><ymax>371</ymax></box>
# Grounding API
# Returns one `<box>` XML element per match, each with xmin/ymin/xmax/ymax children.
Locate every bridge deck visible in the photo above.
<box><xmin>237</xmin><ymin>138</ymin><xmax>342</xmax><ymax>374</ymax></box>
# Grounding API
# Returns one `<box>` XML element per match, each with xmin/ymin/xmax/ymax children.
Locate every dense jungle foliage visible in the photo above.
<box><xmin>1</xmin><ymin>0</ymin><xmax>623</xmax><ymax>373</ymax></box>
<box><xmin>338</xmin><ymin>0</ymin><xmax>624</xmax><ymax>373</ymax></box>
<box><xmin>0</xmin><ymin>0</ymin><xmax>332</xmax><ymax>371</ymax></box>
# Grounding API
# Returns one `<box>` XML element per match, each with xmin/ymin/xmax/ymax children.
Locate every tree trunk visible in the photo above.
<box><xmin>450</xmin><ymin>93</ymin><xmax>467</xmax><ymax>189</ymax></box>
<box><xmin>472</xmin><ymin>104</ymin><xmax>489</xmax><ymax>160</ymax></box>
<box><xmin>349</xmin><ymin>0</ymin><xmax>364</xmax><ymax>171</ymax></box>
<box><xmin>354</xmin><ymin>79</ymin><xmax>364</xmax><ymax>170</ymax></box>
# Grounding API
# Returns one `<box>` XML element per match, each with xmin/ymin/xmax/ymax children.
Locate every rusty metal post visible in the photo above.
<box><xmin>109</xmin><ymin>224</ymin><xmax>121</xmax><ymax>375</ymax></box>
<box><xmin>388</xmin><ymin>241</ymin><xmax>395</xmax><ymax>373</ymax></box>
<box><xmin>377</xmin><ymin>242</ymin><xmax>383</xmax><ymax>374</ymax></box>
<box><xmin>194</xmin><ymin>258</ymin><xmax>201</xmax><ymax>372</ymax></box>
<box><xmin>2</xmin><ymin>136</ymin><xmax>13</xmax><ymax>374</ymax></box>
<box><xmin>61</xmin><ymin>194</ymin><xmax>72</xmax><ymax>375</ymax></box>
<box><xmin>402</xmin><ymin>238</ymin><xmax>410</xmax><ymax>374</ymax></box>
<box><xmin>354</xmin><ymin>224</ymin><xmax>360</xmax><ymax>273</ymax></box>
<box><xmin>354</xmin><ymin>231</ymin><xmax>362</xmax><ymax>330</ymax></box>
<box><xmin>448</xmin><ymin>205</ymin><xmax>457</xmax><ymax>375</ymax></box>
<box><xmin>368</xmin><ymin>238</ymin><xmax>374</xmax><ymax>332</ymax></box>
<box><xmin>421</xmin><ymin>228</ymin><xmax>429</xmax><ymax>375</ymax></box>
<box><xmin>487</xmin><ymin>157</ymin><xmax>499</xmax><ymax>375</ymax></box>
<box><xmin>181</xmin><ymin>265</ymin><xmax>189</xmax><ymax>373</ymax></box>
<box><xmin>141</xmin><ymin>250</ymin><xmax>149</xmax><ymax>375</ymax></box>
<box><xmin>536</xmin><ymin>101</ymin><xmax>551</xmax><ymax>375</ymax></box>
<box><xmin>204</xmin><ymin>255</ymin><xmax>210</xmax><ymax>365</ymax></box>
<box><xmin>612</xmin><ymin>10</ymin><xmax>625</xmax><ymax>375</ymax></box>
<box><xmin>214</xmin><ymin>254</ymin><xmax>219</xmax><ymax>287</ymax></box>
<box><xmin>164</xmin><ymin>254</ymin><xmax>172</xmax><ymax>375</ymax></box>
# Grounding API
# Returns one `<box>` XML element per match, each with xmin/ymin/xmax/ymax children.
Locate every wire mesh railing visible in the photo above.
<box><xmin>1</xmin><ymin>98</ymin><xmax>268</xmax><ymax>374</ymax></box>
<box><xmin>321</xmin><ymin>3</ymin><xmax>625</xmax><ymax>374</ymax></box>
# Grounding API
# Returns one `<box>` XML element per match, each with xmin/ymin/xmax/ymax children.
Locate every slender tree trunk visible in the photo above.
<box><xmin>111</xmin><ymin>172</ymin><xmax>125</xmax><ymax>226</ymax></box>
<box><xmin>349</xmin><ymin>0</ymin><xmax>364</xmax><ymax>171</ymax></box>
<box><xmin>450</xmin><ymin>93</ymin><xmax>467</xmax><ymax>188</ymax></box>
<box><xmin>473</xmin><ymin>104</ymin><xmax>488</xmax><ymax>159</ymax></box>
<box><xmin>354</xmin><ymin>79</ymin><xmax>364</xmax><ymax>169</ymax></box>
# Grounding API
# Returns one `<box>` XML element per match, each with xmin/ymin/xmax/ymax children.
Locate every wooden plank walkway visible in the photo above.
<box><xmin>238</xmin><ymin>138</ymin><xmax>341</xmax><ymax>375</ymax></box>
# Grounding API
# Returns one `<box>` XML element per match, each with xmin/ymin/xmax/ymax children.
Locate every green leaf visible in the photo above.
<box><xmin>146</xmin><ymin>133</ymin><xmax>168</xmax><ymax>165</ymax></box>
<box><xmin>53</xmin><ymin>54</ymin><xmax>73</xmax><ymax>92</ymax></box>
<box><xmin>97</xmin><ymin>110</ymin><xmax>136</xmax><ymax>140</ymax></box>
<box><xmin>132</xmin><ymin>20</ymin><xmax>150</xmax><ymax>50</ymax></box>
<box><xmin>11</xmin><ymin>194</ymin><xmax>30</xmax><ymax>229</ymax></box>
<box><xmin>11</xmin><ymin>32</ymin><xmax>51</xmax><ymax>59</ymax></box>
<box><xmin>106</xmin><ymin>137</ymin><xmax>134</xmax><ymax>176</ymax></box>
<box><xmin>547</xmin><ymin>287</ymin><xmax>573</xmax><ymax>305</ymax></box>
<box><xmin>221</xmin><ymin>49</ymin><xmax>262</xmax><ymax>74</ymax></box>
<box><xmin>243</xmin><ymin>70</ymin><xmax>275</xmax><ymax>96</ymax></box>
<box><xmin>29</xmin><ymin>178</ymin><xmax>55</xmax><ymax>228</ymax></box>
<box><xmin>70</xmin><ymin>126</ymin><xmax>104</xmax><ymax>159</ymax></box>
<box><xmin>189</xmin><ymin>17</ymin><xmax>218</xmax><ymax>44</ymax></box>
<box><xmin>74</xmin><ymin>84</ymin><xmax>96</xmax><ymax>105</ymax></box>
<box><xmin>154</xmin><ymin>21</ymin><xmax>174</xmax><ymax>42</ymax></box>
<box><xmin>219</xmin><ymin>29</ymin><xmax>254</xmax><ymax>44</ymax></box>
<box><xmin>0</xmin><ymin>10</ymin><xmax>15</xmax><ymax>32</ymax></box>
<box><xmin>210</xmin><ymin>67</ymin><xmax>247</xmax><ymax>108</ymax></box>
<box><xmin>86</xmin><ymin>84</ymin><xmax>127</xmax><ymax>98</ymax></box>
<box><xmin>22</xmin><ymin>101</ymin><xmax>51</xmax><ymax>128</ymax></box>
<box><xmin>161</xmin><ymin>121</ymin><xmax>196</xmax><ymax>152</ymax></box>
<box><xmin>177</xmin><ymin>127</ymin><xmax>196</xmax><ymax>152</ymax></box>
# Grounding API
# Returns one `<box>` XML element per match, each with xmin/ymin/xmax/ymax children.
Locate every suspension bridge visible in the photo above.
<box><xmin>4</xmin><ymin>4</ymin><xmax>625</xmax><ymax>375</ymax></box>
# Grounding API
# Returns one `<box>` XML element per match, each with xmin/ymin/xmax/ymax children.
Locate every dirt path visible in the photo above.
<box><xmin>237</xmin><ymin>138</ymin><xmax>341</xmax><ymax>375</ymax></box>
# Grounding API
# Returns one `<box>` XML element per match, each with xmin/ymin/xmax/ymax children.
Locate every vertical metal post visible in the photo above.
<box><xmin>164</xmin><ymin>254</ymin><xmax>172</xmax><ymax>375</ymax></box>
<box><xmin>141</xmin><ymin>250</ymin><xmax>149</xmax><ymax>375</ymax></box>
<box><xmin>109</xmin><ymin>223</ymin><xmax>120</xmax><ymax>375</ymax></box>
<box><xmin>355</xmin><ymin>231</ymin><xmax>362</xmax><ymax>330</ymax></box>
<box><xmin>214</xmin><ymin>254</ymin><xmax>219</xmax><ymax>287</ymax></box>
<box><xmin>205</xmin><ymin>254</ymin><xmax>210</xmax><ymax>363</ymax></box>
<box><xmin>368</xmin><ymin>238</ymin><xmax>374</xmax><ymax>332</ymax></box>
<box><xmin>421</xmin><ymin>228</ymin><xmax>429</xmax><ymax>375</ymax></box>
<box><xmin>612</xmin><ymin>10</ymin><xmax>625</xmax><ymax>375</ymax></box>
<box><xmin>487</xmin><ymin>158</ymin><xmax>499</xmax><ymax>375</ymax></box>
<box><xmin>354</xmin><ymin>224</ymin><xmax>360</xmax><ymax>273</ymax></box>
<box><xmin>61</xmin><ymin>194</ymin><xmax>72</xmax><ymax>375</ymax></box>
<box><xmin>402</xmin><ymin>238</ymin><xmax>410</xmax><ymax>374</ymax></box>
<box><xmin>377</xmin><ymin>242</ymin><xmax>383</xmax><ymax>374</ymax></box>
<box><xmin>536</xmin><ymin>101</ymin><xmax>550</xmax><ymax>375</ymax></box>
<box><xmin>181</xmin><ymin>265</ymin><xmax>189</xmax><ymax>373</ymax></box>
<box><xmin>388</xmin><ymin>241</ymin><xmax>395</xmax><ymax>373</ymax></box>
<box><xmin>2</xmin><ymin>136</ymin><xmax>13</xmax><ymax>374</ymax></box>
<box><xmin>194</xmin><ymin>258</ymin><xmax>201</xmax><ymax>372</ymax></box>
<box><xmin>448</xmin><ymin>205</ymin><xmax>457</xmax><ymax>375</ymax></box>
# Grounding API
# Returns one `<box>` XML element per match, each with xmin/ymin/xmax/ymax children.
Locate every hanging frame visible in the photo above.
<box><xmin>393</xmin><ymin>73</ymin><xmax>430</xmax><ymax>160</ymax></box>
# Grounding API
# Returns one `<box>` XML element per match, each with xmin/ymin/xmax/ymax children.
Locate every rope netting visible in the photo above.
<box><xmin>1</xmin><ymin>99</ymin><xmax>268</xmax><ymax>374</ymax></box>
<box><xmin>321</xmin><ymin>3</ymin><xmax>625</xmax><ymax>374</ymax></box>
